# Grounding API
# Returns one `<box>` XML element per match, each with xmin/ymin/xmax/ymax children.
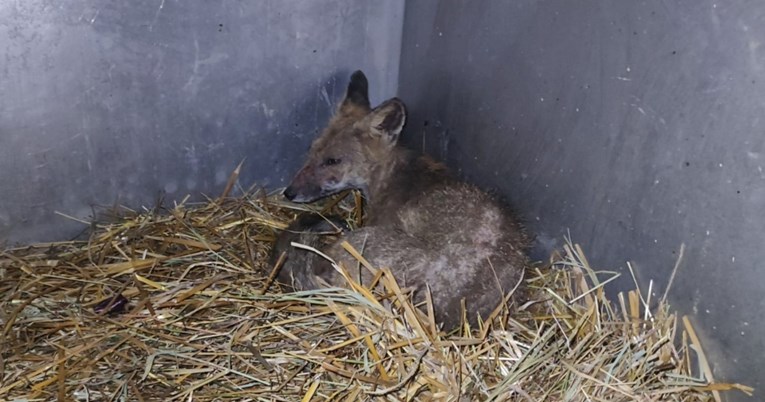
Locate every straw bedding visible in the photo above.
<box><xmin>0</xmin><ymin>186</ymin><xmax>752</xmax><ymax>401</ymax></box>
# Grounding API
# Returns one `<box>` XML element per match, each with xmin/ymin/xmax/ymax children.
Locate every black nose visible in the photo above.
<box><xmin>283</xmin><ymin>186</ymin><xmax>296</xmax><ymax>200</ymax></box>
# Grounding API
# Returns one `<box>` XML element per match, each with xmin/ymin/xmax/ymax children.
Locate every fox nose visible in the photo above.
<box><xmin>283</xmin><ymin>186</ymin><xmax>297</xmax><ymax>201</ymax></box>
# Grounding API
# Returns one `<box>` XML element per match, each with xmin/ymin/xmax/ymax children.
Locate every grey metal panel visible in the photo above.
<box><xmin>399</xmin><ymin>1</ymin><xmax>763</xmax><ymax>399</ymax></box>
<box><xmin>0</xmin><ymin>0</ymin><xmax>404</xmax><ymax>244</ymax></box>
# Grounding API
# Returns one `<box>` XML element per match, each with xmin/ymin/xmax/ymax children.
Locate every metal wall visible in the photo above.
<box><xmin>398</xmin><ymin>1</ymin><xmax>763</xmax><ymax>399</ymax></box>
<box><xmin>0</xmin><ymin>0</ymin><xmax>404</xmax><ymax>244</ymax></box>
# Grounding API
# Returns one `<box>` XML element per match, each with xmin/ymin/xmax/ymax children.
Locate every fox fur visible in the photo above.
<box><xmin>271</xmin><ymin>71</ymin><xmax>530</xmax><ymax>328</ymax></box>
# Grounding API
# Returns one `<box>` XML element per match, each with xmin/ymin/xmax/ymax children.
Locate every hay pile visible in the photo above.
<box><xmin>0</xmin><ymin>186</ymin><xmax>752</xmax><ymax>401</ymax></box>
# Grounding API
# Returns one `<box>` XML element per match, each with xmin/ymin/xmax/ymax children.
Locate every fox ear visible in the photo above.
<box><xmin>368</xmin><ymin>98</ymin><xmax>407</xmax><ymax>145</ymax></box>
<box><xmin>340</xmin><ymin>70</ymin><xmax>370</xmax><ymax>110</ymax></box>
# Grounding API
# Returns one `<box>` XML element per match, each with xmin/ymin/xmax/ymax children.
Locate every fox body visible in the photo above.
<box><xmin>273</xmin><ymin>71</ymin><xmax>530</xmax><ymax>328</ymax></box>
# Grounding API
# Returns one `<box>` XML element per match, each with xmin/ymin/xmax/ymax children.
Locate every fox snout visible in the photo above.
<box><xmin>283</xmin><ymin>184</ymin><xmax>322</xmax><ymax>203</ymax></box>
<box><xmin>284</xmin><ymin>162</ymin><xmax>347</xmax><ymax>203</ymax></box>
<box><xmin>283</xmin><ymin>167</ymin><xmax>324</xmax><ymax>203</ymax></box>
<box><xmin>282</xmin><ymin>185</ymin><xmax>311</xmax><ymax>202</ymax></box>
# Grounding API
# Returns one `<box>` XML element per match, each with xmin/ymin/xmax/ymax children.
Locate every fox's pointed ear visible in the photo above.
<box><xmin>340</xmin><ymin>70</ymin><xmax>370</xmax><ymax>111</ymax></box>
<box><xmin>368</xmin><ymin>98</ymin><xmax>406</xmax><ymax>146</ymax></box>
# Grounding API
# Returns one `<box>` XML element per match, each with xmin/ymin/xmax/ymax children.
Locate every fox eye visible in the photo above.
<box><xmin>323</xmin><ymin>158</ymin><xmax>341</xmax><ymax>166</ymax></box>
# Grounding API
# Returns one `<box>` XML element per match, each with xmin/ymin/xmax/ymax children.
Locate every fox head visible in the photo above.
<box><xmin>284</xmin><ymin>71</ymin><xmax>407</xmax><ymax>203</ymax></box>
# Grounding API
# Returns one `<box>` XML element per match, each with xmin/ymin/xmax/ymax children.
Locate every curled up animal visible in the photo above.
<box><xmin>271</xmin><ymin>70</ymin><xmax>531</xmax><ymax>329</ymax></box>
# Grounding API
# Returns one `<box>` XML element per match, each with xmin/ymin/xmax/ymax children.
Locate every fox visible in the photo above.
<box><xmin>272</xmin><ymin>70</ymin><xmax>530</xmax><ymax>329</ymax></box>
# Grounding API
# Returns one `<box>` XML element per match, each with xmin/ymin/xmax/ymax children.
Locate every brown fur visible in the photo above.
<box><xmin>275</xmin><ymin>71</ymin><xmax>530</xmax><ymax>329</ymax></box>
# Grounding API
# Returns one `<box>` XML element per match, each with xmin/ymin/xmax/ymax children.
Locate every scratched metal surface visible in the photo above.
<box><xmin>0</xmin><ymin>0</ymin><xmax>404</xmax><ymax>244</ymax></box>
<box><xmin>398</xmin><ymin>1</ymin><xmax>764</xmax><ymax>400</ymax></box>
